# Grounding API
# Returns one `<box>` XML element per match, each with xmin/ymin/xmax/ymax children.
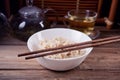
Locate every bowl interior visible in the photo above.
<box><xmin>27</xmin><ymin>28</ymin><xmax>92</xmax><ymax>60</ymax></box>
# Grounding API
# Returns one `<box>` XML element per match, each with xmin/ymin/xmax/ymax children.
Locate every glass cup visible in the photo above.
<box><xmin>65</xmin><ymin>10</ymin><xmax>99</xmax><ymax>39</ymax></box>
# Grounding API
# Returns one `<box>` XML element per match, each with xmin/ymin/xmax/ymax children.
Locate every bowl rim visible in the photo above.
<box><xmin>27</xmin><ymin>28</ymin><xmax>93</xmax><ymax>61</ymax></box>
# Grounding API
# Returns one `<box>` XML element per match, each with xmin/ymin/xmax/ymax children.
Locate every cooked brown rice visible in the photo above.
<box><xmin>39</xmin><ymin>37</ymin><xmax>85</xmax><ymax>59</ymax></box>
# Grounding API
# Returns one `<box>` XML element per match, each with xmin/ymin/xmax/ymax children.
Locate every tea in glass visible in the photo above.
<box><xmin>65</xmin><ymin>10</ymin><xmax>97</xmax><ymax>37</ymax></box>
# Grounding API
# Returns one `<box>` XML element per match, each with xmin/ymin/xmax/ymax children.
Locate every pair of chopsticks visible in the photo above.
<box><xmin>18</xmin><ymin>36</ymin><xmax>120</xmax><ymax>60</ymax></box>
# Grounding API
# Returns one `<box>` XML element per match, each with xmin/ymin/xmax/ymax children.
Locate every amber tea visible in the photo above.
<box><xmin>66</xmin><ymin>10</ymin><xmax>97</xmax><ymax>35</ymax></box>
<box><xmin>68</xmin><ymin>16</ymin><xmax>95</xmax><ymax>35</ymax></box>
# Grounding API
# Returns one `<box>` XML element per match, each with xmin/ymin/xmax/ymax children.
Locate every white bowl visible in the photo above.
<box><xmin>27</xmin><ymin>28</ymin><xmax>93</xmax><ymax>71</ymax></box>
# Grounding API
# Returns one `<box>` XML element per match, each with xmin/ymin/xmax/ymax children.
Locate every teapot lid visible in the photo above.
<box><xmin>18</xmin><ymin>0</ymin><xmax>42</xmax><ymax>17</ymax></box>
<box><xmin>19</xmin><ymin>6</ymin><xmax>42</xmax><ymax>16</ymax></box>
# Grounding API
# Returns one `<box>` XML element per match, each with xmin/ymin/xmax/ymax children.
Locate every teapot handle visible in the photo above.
<box><xmin>0</xmin><ymin>12</ymin><xmax>13</xmax><ymax>37</ymax></box>
<box><xmin>0</xmin><ymin>12</ymin><xmax>8</xmax><ymax>24</ymax></box>
<box><xmin>44</xmin><ymin>8</ymin><xmax>58</xmax><ymax>28</ymax></box>
<box><xmin>62</xmin><ymin>15</ymin><xmax>71</xmax><ymax>28</ymax></box>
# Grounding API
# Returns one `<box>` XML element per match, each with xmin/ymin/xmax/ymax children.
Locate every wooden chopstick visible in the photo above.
<box><xmin>18</xmin><ymin>36</ymin><xmax>120</xmax><ymax>57</ymax></box>
<box><xmin>25</xmin><ymin>38</ymin><xmax>120</xmax><ymax>60</ymax></box>
<box><xmin>18</xmin><ymin>36</ymin><xmax>120</xmax><ymax>60</ymax></box>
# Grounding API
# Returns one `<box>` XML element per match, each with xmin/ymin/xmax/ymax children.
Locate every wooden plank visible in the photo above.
<box><xmin>97</xmin><ymin>0</ymin><xmax>103</xmax><ymax>17</ymax></box>
<box><xmin>0</xmin><ymin>45</ymin><xmax>120</xmax><ymax>70</ymax></box>
<box><xmin>33</xmin><ymin>0</ymin><xmax>100</xmax><ymax>19</ymax></box>
<box><xmin>35</xmin><ymin>0</ymin><xmax>98</xmax><ymax>4</ymax></box>
<box><xmin>0</xmin><ymin>27</ymin><xmax>120</xmax><ymax>80</ymax></box>
<box><xmin>4</xmin><ymin>0</ymin><xmax>10</xmax><ymax>17</ymax></box>
<box><xmin>106</xmin><ymin>0</ymin><xmax>118</xmax><ymax>29</ymax></box>
<box><xmin>0</xmin><ymin>70</ymin><xmax>120</xmax><ymax>80</ymax></box>
<box><xmin>0</xmin><ymin>45</ymin><xmax>44</xmax><ymax>69</ymax></box>
<box><xmin>0</xmin><ymin>36</ymin><xmax>26</xmax><ymax>45</ymax></box>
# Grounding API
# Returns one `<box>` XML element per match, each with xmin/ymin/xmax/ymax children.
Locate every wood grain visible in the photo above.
<box><xmin>0</xmin><ymin>70</ymin><xmax>120</xmax><ymax>80</ymax></box>
<box><xmin>33</xmin><ymin>0</ymin><xmax>103</xmax><ymax>23</ymax></box>
<box><xmin>0</xmin><ymin>26</ymin><xmax>120</xmax><ymax>80</ymax></box>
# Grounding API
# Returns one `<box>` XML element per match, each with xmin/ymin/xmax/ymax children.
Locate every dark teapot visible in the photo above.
<box><xmin>10</xmin><ymin>0</ymin><xmax>57</xmax><ymax>41</ymax></box>
<box><xmin>0</xmin><ymin>12</ymin><xmax>11</xmax><ymax>38</ymax></box>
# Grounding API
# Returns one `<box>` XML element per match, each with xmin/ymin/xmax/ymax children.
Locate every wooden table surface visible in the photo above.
<box><xmin>0</xmin><ymin>26</ymin><xmax>120</xmax><ymax>80</ymax></box>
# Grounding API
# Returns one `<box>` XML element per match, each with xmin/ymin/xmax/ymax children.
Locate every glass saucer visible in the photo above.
<box><xmin>88</xmin><ymin>29</ymin><xmax>100</xmax><ymax>39</ymax></box>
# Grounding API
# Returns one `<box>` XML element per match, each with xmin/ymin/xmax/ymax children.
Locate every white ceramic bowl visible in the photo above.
<box><xmin>27</xmin><ymin>28</ymin><xmax>93</xmax><ymax>71</ymax></box>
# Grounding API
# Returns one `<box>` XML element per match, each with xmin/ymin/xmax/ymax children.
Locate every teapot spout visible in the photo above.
<box><xmin>43</xmin><ymin>8</ymin><xmax>58</xmax><ymax>28</ymax></box>
<box><xmin>43</xmin><ymin>8</ymin><xmax>55</xmax><ymax>14</ymax></box>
